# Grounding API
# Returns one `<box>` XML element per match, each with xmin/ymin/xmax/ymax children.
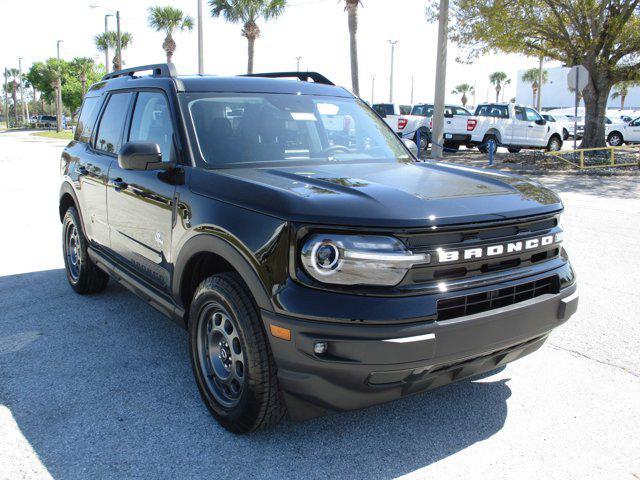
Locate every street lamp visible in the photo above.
<box><xmin>90</xmin><ymin>4</ymin><xmax>122</xmax><ymax>71</ymax></box>
<box><xmin>197</xmin><ymin>0</ymin><xmax>204</xmax><ymax>74</ymax></box>
<box><xmin>57</xmin><ymin>40</ymin><xmax>64</xmax><ymax>60</ymax></box>
<box><xmin>295</xmin><ymin>56</ymin><xmax>303</xmax><ymax>72</ymax></box>
<box><xmin>104</xmin><ymin>14</ymin><xmax>114</xmax><ymax>72</ymax></box>
<box><xmin>388</xmin><ymin>40</ymin><xmax>398</xmax><ymax>103</ymax></box>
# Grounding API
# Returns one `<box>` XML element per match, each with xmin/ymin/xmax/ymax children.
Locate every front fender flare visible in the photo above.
<box><xmin>172</xmin><ymin>234</ymin><xmax>273</xmax><ymax>313</ymax></box>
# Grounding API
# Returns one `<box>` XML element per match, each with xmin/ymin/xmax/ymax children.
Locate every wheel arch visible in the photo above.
<box><xmin>173</xmin><ymin>234</ymin><xmax>273</xmax><ymax>322</ymax></box>
<box><xmin>59</xmin><ymin>181</ymin><xmax>80</xmax><ymax>222</ymax></box>
<box><xmin>484</xmin><ymin>128</ymin><xmax>502</xmax><ymax>144</ymax></box>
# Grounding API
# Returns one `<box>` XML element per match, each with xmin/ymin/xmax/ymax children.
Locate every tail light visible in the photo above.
<box><xmin>398</xmin><ymin>118</ymin><xmax>408</xmax><ymax>130</ymax></box>
<box><xmin>467</xmin><ymin>119</ymin><xmax>478</xmax><ymax>131</ymax></box>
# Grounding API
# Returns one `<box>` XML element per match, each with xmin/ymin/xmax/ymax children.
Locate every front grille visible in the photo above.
<box><xmin>437</xmin><ymin>276</ymin><xmax>558</xmax><ymax>320</ymax></box>
<box><xmin>398</xmin><ymin>214</ymin><xmax>562</xmax><ymax>285</ymax></box>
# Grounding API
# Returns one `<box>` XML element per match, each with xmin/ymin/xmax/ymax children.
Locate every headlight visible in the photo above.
<box><xmin>300</xmin><ymin>234</ymin><xmax>430</xmax><ymax>286</ymax></box>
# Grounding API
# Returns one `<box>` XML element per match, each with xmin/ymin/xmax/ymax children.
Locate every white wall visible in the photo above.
<box><xmin>516</xmin><ymin>66</ymin><xmax>640</xmax><ymax>109</ymax></box>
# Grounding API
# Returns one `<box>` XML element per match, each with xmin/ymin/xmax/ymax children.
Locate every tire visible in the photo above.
<box><xmin>562</xmin><ymin>128</ymin><xmax>569</xmax><ymax>141</ymax></box>
<box><xmin>507</xmin><ymin>147</ymin><xmax>521</xmax><ymax>153</ymax></box>
<box><xmin>444</xmin><ymin>144</ymin><xmax>460</xmax><ymax>152</ymax></box>
<box><xmin>547</xmin><ymin>135</ymin><xmax>563</xmax><ymax>152</ymax></box>
<box><xmin>188</xmin><ymin>272</ymin><xmax>285</xmax><ymax>433</ymax></box>
<box><xmin>62</xmin><ymin>206</ymin><xmax>109</xmax><ymax>294</ymax></box>
<box><xmin>479</xmin><ymin>135</ymin><xmax>498</xmax><ymax>154</ymax></box>
<box><xmin>608</xmin><ymin>131</ymin><xmax>623</xmax><ymax>147</ymax></box>
<box><xmin>414</xmin><ymin>129</ymin><xmax>429</xmax><ymax>154</ymax></box>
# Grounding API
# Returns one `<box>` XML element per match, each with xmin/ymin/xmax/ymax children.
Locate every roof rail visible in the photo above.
<box><xmin>102</xmin><ymin>63</ymin><xmax>177</xmax><ymax>81</ymax></box>
<box><xmin>240</xmin><ymin>71</ymin><xmax>334</xmax><ymax>86</ymax></box>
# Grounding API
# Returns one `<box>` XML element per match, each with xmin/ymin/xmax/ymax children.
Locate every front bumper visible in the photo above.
<box><xmin>262</xmin><ymin>281</ymin><xmax>578</xmax><ymax>420</ymax></box>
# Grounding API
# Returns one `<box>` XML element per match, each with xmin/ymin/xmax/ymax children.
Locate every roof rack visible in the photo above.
<box><xmin>240</xmin><ymin>71</ymin><xmax>334</xmax><ymax>86</ymax></box>
<box><xmin>102</xmin><ymin>63</ymin><xmax>177</xmax><ymax>81</ymax></box>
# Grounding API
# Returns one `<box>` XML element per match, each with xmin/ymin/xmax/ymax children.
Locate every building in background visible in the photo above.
<box><xmin>515</xmin><ymin>66</ymin><xmax>640</xmax><ymax>111</ymax></box>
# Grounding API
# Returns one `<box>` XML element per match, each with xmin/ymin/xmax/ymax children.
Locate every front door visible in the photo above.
<box><xmin>625</xmin><ymin>118</ymin><xmax>640</xmax><ymax>142</ymax></box>
<box><xmin>106</xmin><ymin>90</ymin><xmax>178</xmax><ymax>292</ymax></box>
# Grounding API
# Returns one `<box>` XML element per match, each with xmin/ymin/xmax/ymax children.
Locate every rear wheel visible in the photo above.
<box><xmin>547</xmin><ymin>135</ymin><xmax>563</xmax><ymax>151</ymax></box>
<box><xmin>189</xmin><ymin>272</ymin><xmax>285</xmax><ymax>433</ymax></box>
<box><xmin>479</xmin><ymin>135</ymin><xmax>498</xmax><ymax>155</ymax></box>
<box><xmin>608</xmin><ymin>131</ymin><xmax>623</xmax><ymax>147</ymax></box>
<box><xmin>414</xmin><ymin>129</ymin><xmax>429</xmax><ymax>154</ymax></box>
<box><xmin>62</xmin><ymin>206</ymin><xmax>109</xmax><ymax>294</ymax></box>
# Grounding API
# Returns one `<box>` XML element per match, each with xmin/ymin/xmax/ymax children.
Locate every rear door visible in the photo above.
<box><xmin>106</xmin><ymin>90</ymin><xmax>178</xmax><ymax>292</ymax></box>
<box><xmin>512</xmin><ymin>106</ymin><xmax>530</xmax><ymax>145</ymax></box>
<box><xmin>78</xmin><ymin>92</ymin><xmax>133</xmax><ymax>247</ymax></box>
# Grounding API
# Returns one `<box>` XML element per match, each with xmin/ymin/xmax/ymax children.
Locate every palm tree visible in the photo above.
<box><xmin>611</xmin><ymin>81</ymin><xmax>636</xmax><ymax>110</ymax></box>
<box><xmin>521</xmin><ymin>68</ymin><xmax>548</xmax><ymax>107</ymax></box>
<box><xmin>95</xmin><ymin>31</ymin><xmax>133</xmax><ymax>71</ymax></box>
<box><xmin>489</xmin><ymin>71</ymin><xmax>508</xmax><ymax>103</ymax></box>
<box><xmin>71</xmin><ymin>57</ymin><xmax>96</xmax><ymax>97</ymax></box>
<box><xmin>148</xmin><ymin>6</ymin><xmax>194</xmax><ymax>63</ymax></box>
<box><xmin>451</xmin><ymin>83</ymin><xmax>474</xmax><ymax>107</ymax></box>
<box><xmin>344</xmin><ymin>0</ymin><xmax>362</xmax><ymax>95</ymax></box>
<box><xmin>209</xmin><ymin>0</ymin><xmax>286</xmax><ymax>74</ymax></box>
<box><xmin>6</xmin><ymin>68</ymin><xmax>21</xmax><ymax>124</ymax></box>
<box><xmin>41</xmin><ymin>59</ymin><xmax>65</xmax><ymax>132</ymax></box>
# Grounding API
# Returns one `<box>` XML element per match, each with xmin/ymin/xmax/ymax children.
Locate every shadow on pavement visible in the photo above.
<box><xmin>536</xmin><ymin>173</ymin><xmax>640</xmax><ymax>200</ymax></box>
<box><xmin>0</xmin><ymin>268</ymin><xmax>511</xmax><ymax>479</ymax></box>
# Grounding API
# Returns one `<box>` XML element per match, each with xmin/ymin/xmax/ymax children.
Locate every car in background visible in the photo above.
<box><xmin>373</xmin><ymin>103</ymin><xmax>430</xmax><ymax>153</ymax></box>
<box><xmin>606</xmin><ymin>116</ymin><xmax>640</xmax><ymax>146</ymax></box>
<box><xmin>441</xmin><ymin>103</ymin><xmax>564</xmax><ymax>153</ymax></box>
<box><xmin>542</xmin><ymin>113</ymin><xmax>573</xmax><ymax>140</ymax></box>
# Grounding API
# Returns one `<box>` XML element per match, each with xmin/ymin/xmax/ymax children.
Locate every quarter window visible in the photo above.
<box><xmin>95</xmin><ymin>93</ymin><xmax>133</xmax><ymax>154</ymax></box>
<box><xmin>129</xmin><ymin>92</ymin><xmax>175</xmax><ymax>163</ymax></box>
<box><xmin>75</xmin><ymin>96</ymin><xmax>101</xmax><ymax>143</ymax></box>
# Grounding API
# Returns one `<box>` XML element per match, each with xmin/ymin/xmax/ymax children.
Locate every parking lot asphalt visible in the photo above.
<box><xmin>1</xmin><ymin>130</ymin><xmax>639</xmax><ymax>480</ymax></box>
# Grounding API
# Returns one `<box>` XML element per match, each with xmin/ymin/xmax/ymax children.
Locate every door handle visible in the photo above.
<box><xmin>528</xmin><ymin>125</ymin><xmax>534</xmax><ymax>128</ymax></box>
<box><xmin>112</xmin><ymin>178</ymin><xmax>128</xmax><ymax>191</ymax></box>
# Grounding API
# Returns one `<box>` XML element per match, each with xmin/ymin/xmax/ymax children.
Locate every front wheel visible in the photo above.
<box><xmin>62</xmin><ymin>206</ymin><xmax>109</xmax><ymax>294</ymax></box>
<box><xmin>189</xmin><ymin>272</ymin><xmax>285</xmax><ymax>433</ymax></box>
<box><xmin>608</xmin><ymin>132</ymin><xmax>623</xmax><ymax>147</ymax></box>
<box><xmin>547</xmin><ymin>136</ymin><xmax>563</xmax><ymax>152</ymax></box>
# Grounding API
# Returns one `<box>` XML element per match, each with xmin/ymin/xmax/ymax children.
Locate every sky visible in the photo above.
<box><xmin>0</xmin><ymin>0</ymin><xmax>562</xmax><ymax>106</ymax></box>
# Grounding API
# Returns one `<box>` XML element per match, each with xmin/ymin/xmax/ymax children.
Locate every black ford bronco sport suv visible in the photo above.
<box><xmin>59</xmin><ymin>63</ymin><xmax>578</xmax><ymax>433</ymax></box>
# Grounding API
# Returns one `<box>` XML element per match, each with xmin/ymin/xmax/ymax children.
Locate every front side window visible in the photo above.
<box><xmin>183</xmin><ymin>93</ymin><xmax>411</xmax><ymax>167</ymax></box>
<box><xmin>95</xmin><ymin>92</ymin><xmax>132</xmax><ymax>154</ymax></box>
<box><xmin>129</xmin><ymin>92</ymin><xmax>175</xmax><ymax>163</ymax></box>
<box><xmin>453</xmin><ymin>107</ymin><xmax>471</xmax><ymax>116</ymax></box>
<box><xmin>525</xmin><ymin>108</ymin><xmax>543</xmax><ymax>122</ymax></box>
<box><xmin>514</xmin><ymin>106</ymin><xmax>526</xmax><ymax>121</ymax></box>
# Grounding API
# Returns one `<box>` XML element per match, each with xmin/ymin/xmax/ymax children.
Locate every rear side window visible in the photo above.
<box><xmin>95</xmin><ymin>92</ymin><xmax>132</xmax><ymax>154</ymax></box>
<box><xmin>74</xmin><ymin>96</ymin><xmax>102</xmax><ymax>143</ymax></box>
<box><xmin>399</xmin><ymin>105</ymin><xmax>412</xmax><ymax>115</ymax></box>
<box><xmin>128</xmin><ymin>92</ymin><xmax>175</xmax><ymax>163</ymax></box>
<box><xmin>411</xmin><ymin>105</ymin><xmax>434</xmax><ymax>116</ymax></box>
<box><xmin>475</xmin><ymin>105</ymin><xmax>509</xmax><ymax>118</ymax></box>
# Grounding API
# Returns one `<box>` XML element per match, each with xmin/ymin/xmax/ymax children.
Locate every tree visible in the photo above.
<box><xmin>95</xmin><ymin>31</ymin><xmax>133</xmax><ymax>71</ymax></box>
<box><xmin>40</xmin><ymin>59</ymin><xmax>65</xmax><ymax>132</ymax></box>
<box><xmin>451</xmin><ymin>83</ymin><xmax>473</xmax><ymax>107</ymax></box>
<box><xmin>71</xmin><ymin>57</ymin><xmax>96</xmax><ymax>96</ymax></box>
<box><xmin>344</xmin><ymin>0</ymin><xmax>362</xmax><ymax>95</ymax></box>
<box><xmin>488</xmin><ymin>71</ymin><xmax>507</xmax><ymax>103</ymax></box>
<box><xmin>428</xmin><ymin>0</ymin><xmax>640</xmax><ymax>148</ymax></box>
<box><xmin>611</xmin><ymin>81</ymin><xmax>636</xmax><ymax>110</ymax></box>
<box><xmin>521</xmin><ymin>68</ymin><xmax>548</xmax><ymax>108</ymax></box>
<box><xmin>65</xmin><ymin>58</ymin><xmax>104</xmax><ymax>118</ymax></box>
<box><xmin>148</xmin><ymin>6</ymin><xmax>194</xmax><ymax>62</ymax></box>
<box><xmin>6</xmin><ymin>68</ymin><xmax>21</xmax><ymax>124</ymax></box>
<box><xmin>209</xmin><ymin>0</ymin><xmax>286</xmax><ymax>74</ymax></box>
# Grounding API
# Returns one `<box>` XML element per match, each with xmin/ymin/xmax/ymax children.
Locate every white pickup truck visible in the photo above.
<box><xmin>372</xmin><ymin>103</ymin><xmax>430</xmax><ymax>152</ymax></box>
<box><xmin>441</xmin><ymin>103</ymin><xmax>564</xmax><ymax>153</ymax></box>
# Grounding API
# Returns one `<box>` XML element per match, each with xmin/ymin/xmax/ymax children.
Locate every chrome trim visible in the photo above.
<box><xmin>382</xmin><ymin>333</ymin><xmax>435</xmax><ymax>343</ymax></box>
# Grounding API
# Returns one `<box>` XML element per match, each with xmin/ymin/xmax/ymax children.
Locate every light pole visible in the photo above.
<box><xmin>388</xmin><ymin>40</ymin><xmax>398</xmax><ymax>103</ymax></box>
<box><xmin>430</xmin><ymin>0</ymin><xmax>449</xmax><ymax>159</ymax></box>
<box><xmin>18</xmin><ymin>57</ymin><xmax>29</xmax><ymax>125</ymax></box>
<box><xmin>410</xmin><ymin>76</ymin><xmax>414</xmax><ymax>105</ymax></box>
<box><xmin>104</xmin><ymin>14</ymin><xmax>113</xmax><ymax>72</ymax></box>
<box><xmin>371</xmin><ymin>74</ymin><xmax>375</xmax><ymax>105</ymax></box>
<box><xmin>57</xmin><ymin>40</ymin><xmax>63</xmax><ymax>60</ymax></box>
<box><xmin>295</xmin><ymin>56</ymin><xmax>303</xmax><ymax>72</ymax></box>
<box><xmin>198</xmin><ymin>0</ymin><xmax>204</xmax><ymax>74</ymax></box>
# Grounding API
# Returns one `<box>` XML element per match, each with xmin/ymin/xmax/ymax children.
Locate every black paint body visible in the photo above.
<box><xmin>59</xmin><ymin>72</ymin><xmax>578</xmax><ymax>419</ymax></box>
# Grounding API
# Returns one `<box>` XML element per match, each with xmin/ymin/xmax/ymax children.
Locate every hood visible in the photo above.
<box><xmin>189</xmin><ymin>161</ymin><xmax>562</xmax><ymax>228</ymax></box>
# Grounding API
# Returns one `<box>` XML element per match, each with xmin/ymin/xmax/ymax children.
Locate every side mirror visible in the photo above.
<box><xmin>402</xmin><ymin>138</ymin><xmax>419</xmax><ymax>157</ymax></box>
<box><xmin>535</xmin><ymin>119</ymin><xmax>547</xmax><ymax>126</ymax></box>
<box><xmin>118</xmin><ymin>141</ymin><xmax>164</xmax><ymax>170</ymax></box>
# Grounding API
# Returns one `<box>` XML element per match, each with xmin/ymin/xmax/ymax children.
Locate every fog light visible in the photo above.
<box><xmin>313</xmin><ymin>341</ymin><xmax>328</xmax><ymax>354</ymax></box>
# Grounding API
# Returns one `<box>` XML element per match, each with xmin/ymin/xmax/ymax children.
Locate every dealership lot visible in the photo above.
<box><xmin>0</xmin><ymin>130</ymin><xmax>638</xmax><ymax>480</ymax></box>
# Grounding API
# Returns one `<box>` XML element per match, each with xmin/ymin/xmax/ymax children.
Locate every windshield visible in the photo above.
<box><xmin>182</xmin><ymin>93</ymin><xmax>411</xmax><ymax>167</ymax></box>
